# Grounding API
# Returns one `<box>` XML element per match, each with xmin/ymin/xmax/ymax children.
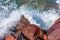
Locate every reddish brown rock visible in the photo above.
<box><xmin>5</xmin><ymin>34</ymin><xmax>17</xmax><ymax>40</ymax></box>
<box><xmin>48</xmin><ymin>29</ymin><xmax>60</xmax><ymax>40</ymax></box>
<box><xmin>47</xmin><ymin>18</ymin><xmax>60</xmax><ymax>35</ymax></box>
<box><xmin>5</xmin><ymin>15</ymin><xmax>47</xmax><ymax>40</ymax></box>
<box><xmin>15</xmin><ymin>15</ymin><xmax>47</xmax><ymax>40</ymax></box>
<box><xmin>48</xmin><ymin>18</ymin><xmax>60</xmax><ymax>40</ymax></box>
<box><xmin>55</xmin><ymin>18</ymin><xmax>60</xmax><ymax>23</ymax></box>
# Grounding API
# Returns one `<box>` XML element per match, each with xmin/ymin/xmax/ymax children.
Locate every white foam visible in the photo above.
<box><xmin>56</xmin><ymin>0</ymin><xmax>60</xmax><ymax>4</ymax></box>
<box><xmin>0</xmin><ymin>5</ymin><xmax>38</xmax><ymax>38</ymax></box>
<box><xmin>0</xmin><ymin>0</ymin><xmax>60</xmax><ymax>39</ymax></box>
<box><xmin>56</xmin><ymin>0</ymin><xmax>60</xmax><ymax>9</ymax></box>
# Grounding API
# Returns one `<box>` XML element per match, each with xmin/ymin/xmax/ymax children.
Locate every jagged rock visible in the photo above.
<box><xmin>5</xmin><ymin>34</ymin><xmax>17</xmax><ymax>40</ymax></box>
<box><xmin>47</xmin><ymin>18</ymin><xmax>60</xmax><ymax>35</ymax></box>
<box><xmin>15</xmin><ymin>15</ymin><xmax>47</xmax><ymax>40</ymax></box>
<box><xmin>48</xmin><ymin>18</ymin><xmax>60</xmax><ymax>40</ymax></box>
<box><xmin>5</xmin><ymin>15</ymin><xmax>47</xmax><ymax>40</ymax></box>
<box><xmin>48</xmin><ymin>29</ymin><xmax>60</xmax><ymax>40</ymax></box>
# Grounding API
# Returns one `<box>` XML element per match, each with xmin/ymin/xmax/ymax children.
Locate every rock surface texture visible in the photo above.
<box><xmin>5</xmin><ymin>15</ymin><xmax>47</xmax><ymax>40</ymax></box>
<box><xmin>48</xmin><ymin>18</ymin><xmax>60</xmax><ymax>40</ymax></box>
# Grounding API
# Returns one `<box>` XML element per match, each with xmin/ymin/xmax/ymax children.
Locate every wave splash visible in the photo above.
<box><xmin>0</xmin><ymin>0</ymin><xmax>60</xmax><ymax>39</ymax></box>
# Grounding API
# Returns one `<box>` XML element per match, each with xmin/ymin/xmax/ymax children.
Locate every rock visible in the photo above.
<box><xmin>47</xmin><ymin>18</ymin><xmax>60</xmax><ymax>35</ymax></box>
<box><xmin>48</xmin><ymin>18</ymin><xmax>60</xmax><ymax>40</ymax></box>
<box><xmin>16</xmin><ymin>0</ymin><xmax>59</xmax><ymax>10</ymax></box>
<box><xmin>5</xmin><ymin>15</ymin><xmax>47</xmax><ymax>40</ymax></box>
<box><xmin>5</xmin><ymin>34</ymin><xmax>17</xmax><ymax>40</ymax></box>
<box><xmin>48</xmin><ymin>29</ymin><xmax>60</xmax><ymax>40</ymax></box>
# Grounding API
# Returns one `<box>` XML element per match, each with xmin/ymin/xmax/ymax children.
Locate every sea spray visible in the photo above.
<box><xmin>0</xmin><ymin>0</ymin><xmax>60</xmax><ymax>39</ymax></box>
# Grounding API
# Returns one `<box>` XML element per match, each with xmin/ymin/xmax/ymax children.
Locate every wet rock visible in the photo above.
<box><xmin>15</xmin><ymin>15</ymin><xmax>47</xmax><ymax>40</ymax></box>
<box><xmin>48</xmin><ymin>18</ymin><xmax>60</xmax><ymax>40</ymax></box>
<box><xmin>5</xmin><ymin>34</ymin><xmax>17</xmax><ymax>40</ymax></box>
<box><xmin>5</xmin><ymin>15</ymin><xmax>47</xmax><ymax>40</ymax></box>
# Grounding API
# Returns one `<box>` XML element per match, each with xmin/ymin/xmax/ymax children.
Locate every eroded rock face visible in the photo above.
<box><xmin>48</xmin><ymin>18</ymin><xmax>60</xmax><ymax>40</ymax></box>
<box><xmin>5</xmin><ymin>15</ymin><xmax>47</xmax><ymax>40</ymax></box>
<box><xmin>15</xmin><ymin>15</ymin><xmax>47</xmax><ymax>40</ymax></box>
<box><xmin>47</xmin><ymin>18</ymin><xmax>60</xmax><ymax>35</ymax></box>
<box><xmin>48</xmin><ymin>29</ymin><xmax>60</xmax><ymax>40</ymax></box>
<box><xmin>5</xmin><ymin>34</ymin><xmax>17</xmax><ymax>40</ymax></box>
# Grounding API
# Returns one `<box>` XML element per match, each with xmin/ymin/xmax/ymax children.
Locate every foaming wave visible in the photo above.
<box><xmin>56</xmin><ymin>0</ymin><xmax>60</xmax><ymax>9</ymax></box>
<box><xmin>27</xmin><ymin>8</ymin><xmax>59</xmax><ymax>30</ymax></box>
<box><xmin>0</xmin><ymin>5</ymin><xmax>38</xmax><ymax>38</ymax></box>
<box><xmin>0</xmin><ymin>0</ymin><xmax>60</xmax><ymax>39</ymax></box>
<box><xmin>38</xmin><ymin>9</ymin><xmax>59</xmax><ymax>30</ymax></box>
<box><xmin>56</xmin><ymin>0</ymin><xmax>60</xmax><ymax>4</ymax></box>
